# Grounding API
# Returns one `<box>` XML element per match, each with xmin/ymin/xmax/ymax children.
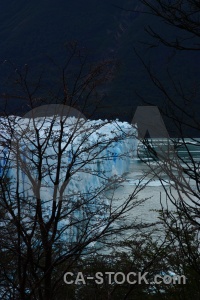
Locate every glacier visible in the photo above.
<box><xmin>0</xmin><ymin>114</ymin><xmax>138</xmax><ymax>243</ymax></box>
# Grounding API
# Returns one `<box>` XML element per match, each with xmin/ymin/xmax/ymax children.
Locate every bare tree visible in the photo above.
<box><xmin>140</xmin><ymin>0</ymin><xmax>200</xmax><ymax>51</ymax></box>
<box><xmin>136</xmin><ymin>0</ymin><xmax>200</xmax><ymax>225</ymax></box>
<box><xmin>0</xmin><ymin>44</ymin><xmax>150</xmax><ymax>300</ymax></box>
<box><xmin>130</xmin><ymin>0</ymin><xmax>200</xmax><ymax>289</ymax></box>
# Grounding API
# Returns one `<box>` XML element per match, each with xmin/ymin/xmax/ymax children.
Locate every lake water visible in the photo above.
<box><xmin>111</xmin><ymin>138</ymin><xmax>200</xmax><ymax>227</ymax></box>
<box><xmin>96</xmin><ymin>138</ymin><xmax>200</xmax><ymax>252</ymax></box>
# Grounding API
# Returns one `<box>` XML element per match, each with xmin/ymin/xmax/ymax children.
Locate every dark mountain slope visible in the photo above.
<box><xmin>0</xmin><ymin>0</ymin><xmax>127</xmax><ymax>64</ymax></box>
<box><xmin>0</xmin><ymin>0</ymin><xmax>199</xmax><ymax>136</ymax></box>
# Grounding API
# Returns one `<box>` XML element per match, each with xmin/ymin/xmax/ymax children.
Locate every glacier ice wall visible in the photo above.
<box><xmin>0</xmin><ymin>115</ymin><xmax>138</xmax><ymax>243</ymax></box>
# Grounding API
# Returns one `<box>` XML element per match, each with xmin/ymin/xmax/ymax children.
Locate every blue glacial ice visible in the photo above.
<box><xmin>0</xmin><ymin>115</ymin><xmax>138</xmax><ymax>243</ymax></box>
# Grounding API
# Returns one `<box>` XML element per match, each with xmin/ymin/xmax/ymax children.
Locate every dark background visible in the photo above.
<box><xmin>0</xmin><ymin>0</ymin><xmax>200</xmax><ymax>135</ymax></box>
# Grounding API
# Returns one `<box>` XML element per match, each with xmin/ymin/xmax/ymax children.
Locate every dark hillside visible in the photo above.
<box><xmin>0</xmin><ymin>0</ymin><xmax>199</xmax><ymax>136</ymax></box>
